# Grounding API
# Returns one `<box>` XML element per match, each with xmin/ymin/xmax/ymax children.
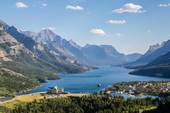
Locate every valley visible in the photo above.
<box><xmin>22</xmin><ymin>66</ymin><xmax>169</xmax><ymax>94</ymax></box>
<box><xmin>0</xmin><ymin>20</ymin><xmax>90</xmax><ymax>97</ymax></box>
<box><xmin>0</xmin><ymin>19</ymin><xmax>144</xmax><ymax>97</ymax></box>
<box><xmin>1</xmin><ymin>0</ymin><xmax>170</xmax><ymax>112</ymax></box>
<box><xmin>0</xmin><ymin>12</ymin><xmax>170</xmax><ymax>113</ymax></box>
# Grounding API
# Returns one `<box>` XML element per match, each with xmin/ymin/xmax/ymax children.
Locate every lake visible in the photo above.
<box><xmin>25</xmin><ymin>66</ymin><xmax>169</xmax><ymax>94</ymax></box>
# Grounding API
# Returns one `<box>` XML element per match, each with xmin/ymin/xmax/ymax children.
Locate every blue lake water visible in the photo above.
<box><xmin>26</xmin><ymin>66</ymin><xmax>169</xmax><ymax>94</ymax></box>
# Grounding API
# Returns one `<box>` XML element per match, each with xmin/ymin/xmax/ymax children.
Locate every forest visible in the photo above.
<box><xmin>10</xmin><ymin>94</ymin><xmax>160</xmax><ymax>113</ymax></box>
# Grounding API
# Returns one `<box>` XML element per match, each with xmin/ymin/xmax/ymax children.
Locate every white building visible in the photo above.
<box><xmin>47</xmin><ymin>86</ymin><xmax>64</xmax><ymax>94</ymax></box>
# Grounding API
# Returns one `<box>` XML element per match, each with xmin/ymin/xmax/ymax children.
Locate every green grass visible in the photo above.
<box><xmin>0</xmin><ymin>68</ymin><xmax>38</xmax><ymax>96</ymax></box>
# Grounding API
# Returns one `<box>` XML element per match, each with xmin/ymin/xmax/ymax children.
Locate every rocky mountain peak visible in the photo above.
<box><xmin>68</xmin><ymin>39</ymin><xmax>81</xmax><ymax>49</ymax></box>
<box><xmin>0</xmin><ymin>19</ymin><xmax>9</xmax><ymax>30</ymax></box>
<box><xmin>147</xmin><ymin>43</ymin><xmax>161</xmax><ymax>54</ymax></box>
<box><xmin>22</xmin><ymin>31</ymin><xmax>37</xmax><ymax>38</ymax></box>
<box><xmin>37</xmin><ymin>29</ymin><xmax>57</xmax><ymax>41</ymax></box>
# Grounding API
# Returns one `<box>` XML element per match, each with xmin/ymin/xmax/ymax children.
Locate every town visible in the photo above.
<box><xmin>104</xmin><ymin>81</ymin><xmax>170</xmax><ymax>96</ymax></box>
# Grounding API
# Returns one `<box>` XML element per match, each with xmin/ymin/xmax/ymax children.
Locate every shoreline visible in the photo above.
<box><xmin>1</xmin><ymin>80</ymin><xmax>170</xmax><ymax>109</ymax></box>
<box><xmin>104</xmin><ymin>80</ymin><xmax>170</xmax><ymax>97</ymax></box>
<box><xmin>17</xmin><ymin>67</ymin><xmax>93</xmax><ymax>96</ymax></box>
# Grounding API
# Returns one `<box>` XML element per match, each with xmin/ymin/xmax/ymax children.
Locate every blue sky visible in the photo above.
<box><xmin>0</xmin><ymin>0</ymin><xmax>170</xmax><ymax>54</ymax></box>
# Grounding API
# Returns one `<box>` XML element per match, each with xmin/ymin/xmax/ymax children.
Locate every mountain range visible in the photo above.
<box><xmin>2</xmin><ymin>18</ymin><xmax>170</xmax><ymax>95</ymax></box>
<box><xmin>130</xmin><ymin>52</ymin><xmax>170</xmax><ymax>78</ymax></box>
<box><xmin>129</xmin><ymin>40</ymin><xmax>170</xmax><ymax>78</ymax></box>
<box><xmin>23</xmin><ymin>29</ymin><xmax>142</xmax><ymax>66</ymax></box>
<box><xmin>0</xmin><ymin>20</ymin><xmax>89</xmax><ymax>96</ymax></box>
<box><xmin>0</xmin><ymin>19</ymin><xmax>143</xmax><ymax>96</ymax></box>
<box><xmin>126</xmin><ymin>40</ymin><xmax>170</xmax><ymax>68</ymax></box>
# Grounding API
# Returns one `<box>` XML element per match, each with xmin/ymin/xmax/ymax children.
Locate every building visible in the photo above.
<box><xmin>47</xmin><ymin>86</ymin><xmax>64</xmax><ymax>94</ymax></box>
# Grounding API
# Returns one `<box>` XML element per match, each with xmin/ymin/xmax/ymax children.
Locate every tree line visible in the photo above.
<box><xmin>11</xmin><ymin>94</ymin><xmax>160</xmax><ymax>113</ymax></box>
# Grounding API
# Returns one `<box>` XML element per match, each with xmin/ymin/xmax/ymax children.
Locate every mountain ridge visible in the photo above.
<box><xmin>23</xmin><ymin>29</ymin><xmax>142</xmax><ymax>66</ymax></box>
<box><xmin>0</xmin><ymin>20</ymin><xmax>89</xmax><ymax>96</ymax></box>
<box><xmin>126</xmin><ymin>39</ymin><xmax>170</xmax><ymax>68</ymax></box>
<box><xmin>130</xmin><ymin>51</ymin><xmax>170</xmax><ymax>78</ymax></box>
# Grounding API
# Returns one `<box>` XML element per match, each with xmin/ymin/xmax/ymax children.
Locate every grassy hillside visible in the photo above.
<box><xmin>0</xmin><ymin>58</ymin><xmax>59</xmax><ymax>96</ymax></box>
<box><xmin>0</xmin><ymin>68</ymin><xmax>38</xmax><ymax>96</ymax></box>
<box><xmin>0</xmin><ymin>60</ymin><xmax>59</xmax><ymax>82</ymax></box>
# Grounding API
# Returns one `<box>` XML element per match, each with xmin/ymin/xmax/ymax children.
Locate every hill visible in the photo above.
<box><xmin>130</xmin><ymin>52</ymin><xmax>170</xmax><ymax>78</ymax></box>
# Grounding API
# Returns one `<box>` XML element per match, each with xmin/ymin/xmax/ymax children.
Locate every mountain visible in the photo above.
<box><xmin>148</xmin><ymin>52</ymin><xmax>170</xmax><ymax>66</ymax></box>
<box><xmin>0</xmin><ymin>20</ymin><xmax>89</xmax><ymax>96</ymax></box>
<box><xmin>127</xmin><ymin>40</ymin><xmax>170</xmax><ymax>68</ymax></box>
<box><xmin>23</xmin><ymin>29</ymin><xmax>140</xmax><ymax>66</ymax></box>
<box><xmin>0</xmin><ymin>24</ymin><xmax>59</xmax><ymax>80</ymax></box>
<box><xmin>125</xmin><ymin>53</ymin><xmax>142</xmax><ymax>63</ymax></box>
<box><xmin>6</xmin><ymin>26</ymin><xmax>36</xmax><ymax>50</ymax></box>
<box><xmin>130</xmin><ymin>52</ymin><xmax>170</xmax><ymax>78</ymax></box>
<box><xmin>24</xmin><ymin>29</ymin><xmax>88</xmax><ymax>72</ymax></box>
<box><xmin>0</xmin><ymin>27</ymin><xmax>56</xmax><ymax>96</ymax></box>
<box><xmin>0</xmin><ymin>20</ymin><xmax>89</xmax><ymax>74</ymax></box>
<box><xmin>24</xmin><ymin>29</ymin><xmax>83</xmax><ymax>60</ymax></box>
<box><xmin>81</xmin><ymin>45</ymin><xmax>141</xmax><ymax>66</ymax></box>
<box><xmin>0</xmin><ymin>21</ymin><xmax>36</xmax><ymax>50</ymax></box>
<box><xmin>81</xmin><ymin>44</ymin><xmax>125</xmax><ymax>66</ymax></box>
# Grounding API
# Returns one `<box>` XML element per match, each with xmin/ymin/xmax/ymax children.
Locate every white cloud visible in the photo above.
<box><xmin>90</xmin><ymin>28</ymin><xmax>106</xmax><ymax>36</ymax></box>
<box><xmin>159</xmin><ymin>3</ymin><xmax>170</xmax><ymax>7</ymax></box>
<box><xmin>107</xmin><ymin>20</ymin><xmax>127</xmax><ymax>25</ymax></box>
<box><xmin>42</xmin><ymin>27</ymin><xmax>56</xmax><ymax>31</ymax></box>
<box><xmin>113</xmin><ymin>3</ymin><xmax>144</xmax><ymax>13</ymax></box>
<box><xmin>42</xmin><ymin>3</ymin><xmax>47</xmax><ymax>7</ymax></box>
<box><xmin>66</xmin><ymin>5</ymin><xmax>84</xmax><ymax>11</ymax></box>
<box><xmin>16</xmin><ymin>2</ymin><xmax>28</xmax><ymax>8</ymax></box>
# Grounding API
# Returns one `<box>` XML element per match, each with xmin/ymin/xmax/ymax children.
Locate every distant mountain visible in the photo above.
<box><xmin>149</xmin><ymin>52</ymin><xmax>170</xmax><ymax>66</ymax></box>
<box><xmin>127</xmin><ymin>40</ymin><xmax>170</xmax><ymax>68</ymax></box>
<box><xmin>130</xmin><ymin>52</ymin><xmax>170</xmax><ymax>78</ymax></box>
<box><xmin>23</xmin><ymin>29</ymin><xmax>139</xmax><ymax>66</ymax></box>
<box><xmin>124</xmin><ymin>53</ymin><xmax>142</xmax><ymax>63</ymax></box>
<box><xmin>81</xmin><ymin>44</ymin><xmax>125</xmax><ymax>66</ymax></box>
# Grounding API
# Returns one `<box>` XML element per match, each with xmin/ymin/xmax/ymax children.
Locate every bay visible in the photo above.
<box><xmin>26</xmin><ymin>66</ymin><xmax>169</xmax><ymax>94</ymax></box>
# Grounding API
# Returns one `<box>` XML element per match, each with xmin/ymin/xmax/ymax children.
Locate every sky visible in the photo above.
<box><xmin>0</xmin><ymin>0</ymin><xmax>170</xmax><ymax>54</ymax></box>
